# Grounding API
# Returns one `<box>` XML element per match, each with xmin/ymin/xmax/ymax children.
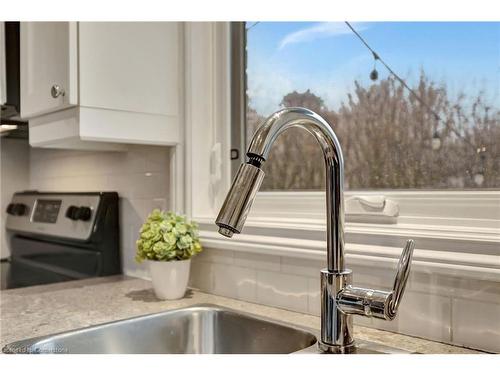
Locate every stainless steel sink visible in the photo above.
<box><xmin>2</xmin><ymin>304</ymin><xmax>411</xmax><ymax>354</ymax></box>
<box><xmin>3</xmin><ymin>304</ymin><xmax>316</xmax><ymax>354</ymax></box>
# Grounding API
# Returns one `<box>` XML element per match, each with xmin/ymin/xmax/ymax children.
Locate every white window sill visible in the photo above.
<box><xmin>197</xmin><ymin>217</ymin><xmax>500</xmax><ymax>282</ymax></box>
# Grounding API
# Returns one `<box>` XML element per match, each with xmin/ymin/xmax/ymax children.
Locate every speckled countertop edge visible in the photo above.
<box><xmin>0</xmin><ymin>276</ymin><xmax>483</xmax><ymax>354</ymax></box>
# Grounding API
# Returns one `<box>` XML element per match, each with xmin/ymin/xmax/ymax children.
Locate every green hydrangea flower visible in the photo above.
<box><xmin>135</xmin><ymin>209</ymin><xmax>203</xmax><ymax>263</ymax></box>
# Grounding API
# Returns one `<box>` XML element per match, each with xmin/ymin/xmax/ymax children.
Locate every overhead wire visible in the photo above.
<box><xmin>344</xmin><ymin>21</ymin><xmax>477</xmax><ymax>149</ymax></box>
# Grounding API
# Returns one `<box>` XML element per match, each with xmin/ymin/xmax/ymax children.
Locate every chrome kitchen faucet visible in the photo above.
<box><xmin>215</xmin><ymin>107</ymin><xmax>415</xmax><ymax>353</ymax></box>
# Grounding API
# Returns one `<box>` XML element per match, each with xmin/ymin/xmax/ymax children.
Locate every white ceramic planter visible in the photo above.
<box><xmin>148</xmin><ymin>259</ymin><xmax>191</xmax><ymax>300</ymax></box>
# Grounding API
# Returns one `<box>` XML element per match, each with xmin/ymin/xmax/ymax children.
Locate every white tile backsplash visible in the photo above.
<box><xmin>307</xmin><ymin>276</ymin><xmax>321</xmax><ymax>316</ymax></box>
<box><xmin>189</xmin><ymin>247</ymin><xmax>500</xmax><ymax>353</ymax></box>
<box><xmin>451</xmin><ymin>298</ymin><xmax>500</xmax><ymax>352</ymax></box>
<box><xmin>190</xmin><ymin>260</ymin><xmax>213</xmax><ymax>292</ymax></box>
<box><xmin>195</xmin><ymin>248</ymin><xmax>234</xmax><ymax>265</ymax></box>
<box><xmin>397</xmin><ymin>291</ymin><xmax>452</xmax><ymax>343</ymax></box>
<box><xmin>256</xmin><ymin>270</ymin><xmax>309</xmax><ymax>312</ymax></box>
<box><xmin>212</xmin><ymin>263</ymin><xmax>257</xmax><ymax>302</ymax></box>
<box><xmin>1</xmin><ymin>138</ymin><xmax>31</xmax><ymax>258</ymax></box>
<box><xmin>28</xmin><ymin>144</ymin><xmax>171</xmax><ymax>276</ymax></box>
<box><xmin>234</xmin><ymin>251</ymin><xmax>280</xmax><ymax>271</ymax></box>
<box><xmin>410</xmin><ymin>272</ymin><xmax>500</xmax><ymax>304</ymax></box>
<box><xmin>281</xmin><ymin>257</ymin><xmax>324</xmax><ymax>277</ymax></box>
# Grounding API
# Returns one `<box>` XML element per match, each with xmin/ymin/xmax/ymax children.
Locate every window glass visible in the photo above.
<box><xmin>245</xmin><ymin>22</ymin><xmax>499</xmax><ymax>190</ymax></box>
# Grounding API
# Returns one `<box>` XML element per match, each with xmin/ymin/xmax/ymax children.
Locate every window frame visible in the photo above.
<box><xmin>180</xmin><ymin>22</ymin><xmax>500</xmax><ymax>283</ymax></box>
<box><xmin>231</xmin><ymin>21</ymin><xmax>499</xmax><ymax>227</ymax></box>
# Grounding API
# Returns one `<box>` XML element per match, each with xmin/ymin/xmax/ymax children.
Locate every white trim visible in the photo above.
<box><xmin>199</xmin><ymin>229</ymin><xmax>500</xmax><ymax>282</ymax></box>
<box><xmin>182</xmin><ymin>22</ymin><xmax>232</xmax><ymax>219</ymax></box>
<box><xmin>249</xmin><ymin>191</ymin><xmax>500</xmax><ymax>229</ymax></box>
<box><xmin>169</xmin><ymin>23</ymin><xmax>186</xmax><ymax>213</ymax></box>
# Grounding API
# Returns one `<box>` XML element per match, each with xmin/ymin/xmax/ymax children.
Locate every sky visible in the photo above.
<box><xmin>246</xmin><ymin>22</ymin><xmax>500</xmax><ymax>116</ymax></box>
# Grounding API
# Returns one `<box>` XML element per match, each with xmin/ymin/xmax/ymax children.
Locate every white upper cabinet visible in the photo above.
<box><xmin>20</xmin><ymin>22</ymin><xmax>181</xmax><ymax>149</ymax></box>
<box><xmin>78</xmin><ymin>22</ymin><xmax>179</xmax><ymax>116</ymax></box>
<box><xmin>20</xmin><ymin>22</ymin><xmax>78</xmax><ymax>118</ymax></box>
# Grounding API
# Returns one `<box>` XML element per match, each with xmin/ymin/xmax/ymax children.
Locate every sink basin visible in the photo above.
<box><xmin>2</xmin><ymin>304</ymin><xmax>317</xmax><ymax>354</ymax></box>
<box><xmin>2</xmin><ymin>304</ymin><xmax>412</xmax><ymax>354</ymax></box>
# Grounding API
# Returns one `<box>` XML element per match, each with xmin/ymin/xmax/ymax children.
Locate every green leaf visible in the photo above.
<box><xmin>135</xmin><ymin>209</ymin><xmax>203</xmax><ymax>263</ymax></box>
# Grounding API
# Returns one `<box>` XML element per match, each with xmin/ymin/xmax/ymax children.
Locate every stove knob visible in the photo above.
<box><xmin>6</xmin><ymin>203</ymin><xmax>16</xmax><ymax>215</ymax></box>
<box><xmin>66</xmin><ymin>206</ymin><xmax>91</xmax><ymax>221</ymax></box>
<box><xmin>76</xmin><ymin>206</ymin><xmax>92</xmax><ymax>221</ymax></box>
<box><xmin>6</xmin><ymin>203</ymin><xmax>27</xmax><ymax>216</ymax></box>
<box><xmin>65</xmin><ymin>205</ymin><xmax>79</xmax><ymax>220</ymax></box>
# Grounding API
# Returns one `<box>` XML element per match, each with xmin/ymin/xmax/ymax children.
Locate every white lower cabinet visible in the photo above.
<box><xmin>21</xmin><ymin>22</ymin><xmax>182</xmax><ymax>150</ymax></box>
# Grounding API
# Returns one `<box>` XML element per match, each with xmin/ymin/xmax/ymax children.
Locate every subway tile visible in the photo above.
<box><xmin>143</xmin><ymin>146</ymin><xmax>171</xmax><ymax>173</ymax></box>
<box><xmin>189</xmin><ymin>261</ymin><xmax>213</xmax><ymax>292</ymax></box>
<box><xmin>281</xmin><ymin>257</ymin><xmax>324</xmax><ymax>278</ymax></box>
<box><xmin>119</xmin><ymin>198</ymin><xmax>144</xmax><ymax>228</ymax></box>
<box><xmin>142</xmin><ymin>198</ymin><xmax>168</xmax><ymax>220</ymax></box>
<box><xmin>212</xmin><ymin>264</ymin><xmax>257</xmax><ymax>302</ymax></box>
<box><xmin>30</xmin><ymin>178</ymin><xmax>58</xmax><ymax>191</ymax></box>
<box><xmin>256</xmin><ymin>270</ymin><xmax>309</xmax><ymax>313</ymax></box>
<box><xmin>121</xmin><ymin>243</ymin><xmax>148</xmax><ymax>277</ymax></box>
<box><xmin>350</xmin><ymin>264</ymin><xmax>396</xmax><ymax>289</ymax></box>
<box><xmin>307</xmin><ymin>276</ymin><xmax>321</xmax><ymax>316</ymax></box>
<box><xmin>410</xmin><ymin>272</ymin><xmax>500</xmax><ymax>304</ymax></box>
<box><xmin>32</xmin><ymin>176</ymin><xmax>108</xmax><ymax>192</ymax></box>
<box><xmin>118</xmin><ymin>149</ymin><xmax>148</xmax><ymax>175</ymax></box>
<box><xmin>107</xmin><ymin>173</ymin><xmax>168</xmax><ymax>200</ymax></box>
<box><xmin>396</xmin><ymin>290</ymin><xmax>452</xmax><ymax>343</ymax></box>
<box><xmin>234</xmin><ymin>251</ymin><xmax>280</xmax><ymax>271</ymax></box>
<box><xmin>452</xmin><ymin>298</ymin><xmax>500</xmax><ymax>353</ymax></box>
<box><xmin>195</xmin><ymin>248</ymin><xmax>234</xmax><ymax>265</ymax></box>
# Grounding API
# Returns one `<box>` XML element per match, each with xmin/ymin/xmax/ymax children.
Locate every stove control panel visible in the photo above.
<box><xmin>5</xmin><ymin>192</ymin><xmax>101</xmax><ymax>241</ymax></box>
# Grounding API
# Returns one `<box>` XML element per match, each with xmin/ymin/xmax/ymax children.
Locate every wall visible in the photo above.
<box><xmin>0</xmin><ymin>138</ymin><xmax>30</xmax><ymax>259</ymax></box>
<box><xmin>29</xmin><ymin>145</ymin><xmax>171</xmax><ymax>277</ymax></box>
<box><xmin>190</xmin><ymin>248</ymin><xmax>500</xmax><ymax>353</ymax></box>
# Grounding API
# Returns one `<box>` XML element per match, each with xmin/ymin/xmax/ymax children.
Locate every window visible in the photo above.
<box><xmin>184</xmin><ymin>23</ymin><xmax>498</xmax><ymax>279</ymax></box>
<box><xmin>240</xmin><ymin>22</ymin><xmax>499</xmax><ymax>191</ymax></box>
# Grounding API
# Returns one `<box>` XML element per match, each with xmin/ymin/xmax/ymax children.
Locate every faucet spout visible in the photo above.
<box><xmin>217</xmin><ymin>107</ymin><xmax>346</xmax><ymax>272</ymax></box>
<box><xmin>215</xmin><ymin>107</ymin><xmax>414</xmax><ymax>353</ymax></box>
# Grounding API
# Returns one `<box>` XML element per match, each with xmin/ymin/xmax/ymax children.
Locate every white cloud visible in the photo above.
<box><xmin>246</xmin><ymin>63</ymin><xmax>294</xmax><ymax>116</ymax></box>
<box><xmin>279</xmin><ymin>22</ymin><xmax>368</xmax><ymax>50</ymax></box>
<box><xmin>247</xmin><ymin>54</ymin><xmax>372</xmax><ymax>115</ymax></box>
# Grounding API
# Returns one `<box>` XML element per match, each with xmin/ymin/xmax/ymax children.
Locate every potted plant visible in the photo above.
<box><xmin>135</xmin><ymin>209</ymin><xmax>203</xmax><ymax>300</ymax></box>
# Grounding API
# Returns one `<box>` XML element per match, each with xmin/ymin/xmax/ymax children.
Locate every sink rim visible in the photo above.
<box><xmin>2</xmin><ymin>303</ymin><xmax>319</xmax><ymax>354</ymax></box>
<box><xmin>2</xmin><ymin>303</ymin><xmax>413</xmax><ymax>354</ymax></box>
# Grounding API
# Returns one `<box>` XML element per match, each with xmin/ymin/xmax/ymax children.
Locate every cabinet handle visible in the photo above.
<box><xmin>51</xmin><ymin>84</ymin><xmax>65</xmax><ymax>98</ymax></box>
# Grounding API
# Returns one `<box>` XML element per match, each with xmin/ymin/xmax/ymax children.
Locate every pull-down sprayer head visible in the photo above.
<box><xmin>215</xmin><ymin>158</ymin><xmax>264</xmax><ymax>238</ymax></box>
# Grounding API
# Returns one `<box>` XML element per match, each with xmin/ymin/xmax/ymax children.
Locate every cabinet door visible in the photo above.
<box><xmin>78</xmin><ymin>22</ymin><xmax>179</xmax><ymax>116</ymax></box>
<box><xmin>20</xmin><ymin>22</ymin><xmax>78</xmax><ymax>118</ymax></box>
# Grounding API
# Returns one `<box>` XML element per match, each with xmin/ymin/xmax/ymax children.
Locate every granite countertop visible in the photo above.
<box><xmin>0</xmin><ymin>276</ymin><xmax>481</xmax><ymax>354</ymax></box>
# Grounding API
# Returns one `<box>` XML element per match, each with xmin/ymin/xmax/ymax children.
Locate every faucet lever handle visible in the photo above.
<box><xmin>337</xmin><ymin>239</ymin><xmax>415</xmax><ymax>321</ymax></box>
<box><xmin>389</xmin><ymin>239</ymin><xmax>415</xmax><ymax>316</ymax></box>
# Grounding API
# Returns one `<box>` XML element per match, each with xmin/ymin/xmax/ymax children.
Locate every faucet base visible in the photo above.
<box><xmin>318</xmin><ymin>340</ymin><xmax>356</xmax><ymax>354</ymax></box>
<box><xmin>319</xmin><ymin>268</ymin><xmax>354</xmax><ymax>352</ymax></box>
